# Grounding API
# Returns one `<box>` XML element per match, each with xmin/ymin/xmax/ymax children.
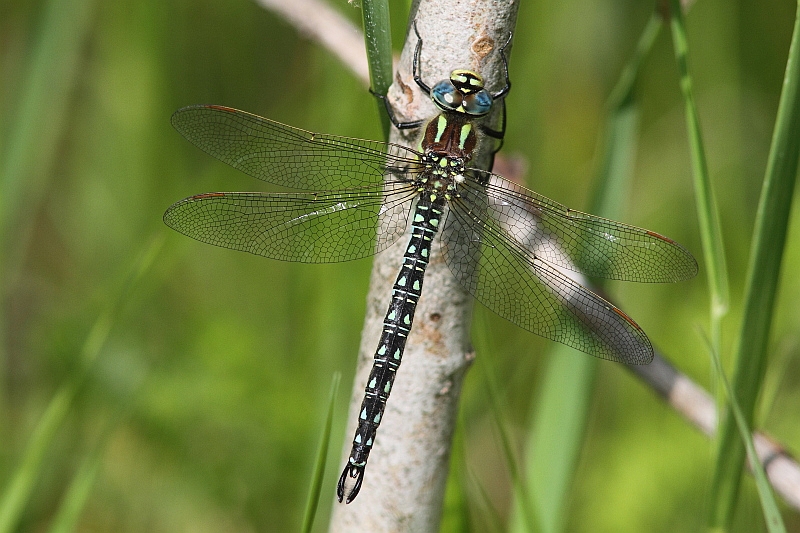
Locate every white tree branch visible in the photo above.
<box><xmin>327</xmin><ymin>2</ymin><xmax>519</xmax><ymax>531</ymax></box>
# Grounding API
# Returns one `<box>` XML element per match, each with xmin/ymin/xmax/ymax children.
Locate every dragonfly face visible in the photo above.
<box><xmin>374</xmin><ymin>22</ymin><xmax>512</xmax><ymax>146</ymax></box>
<box><xmin>430</xmin><ymin>70</ymin><xmax>494</xmax><ymax>117</ymax></box>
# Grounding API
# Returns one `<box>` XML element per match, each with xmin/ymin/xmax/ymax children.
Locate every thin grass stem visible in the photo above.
<box><xmin>710</xmin><ymin>0</ymin><xmax>800</xmax><ymax>526</ymax></box>
<box><xmin>668</xmin><ymin>0</ymin><xmax>730</xmax><ymax>359</ymax></box>
<box><xmin>705</xmin><ymin>333</ymin><xmax>787</xmax><ymax>533</ymax></box>
<box><xmin>510</xmin><ymin>15</ymin><xmax>661</xmax><ymax>533</ymax></box>
<box><xmin>301</xmin><ymin>373</ymin><xmax>340</xmax><ymax>533</ymax></box>
<box><xmin>359</xmin><ymin>0</ymin><xmax>394</xmax><ymax>138</ymax></box>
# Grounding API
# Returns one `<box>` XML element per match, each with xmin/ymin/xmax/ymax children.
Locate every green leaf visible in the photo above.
<box><xmin>0</xmin><ymin>0</ymin><xmax>98</xmax><ymax>250</ymax></box>
<box><xmin>668</xmin><ymin>0</ymin><xmax>730</xmax><ymax>355</ymax></box>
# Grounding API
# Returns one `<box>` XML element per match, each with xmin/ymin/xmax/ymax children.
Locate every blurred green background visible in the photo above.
<box><xmin>1</xmin><ymin>0</ymin><xmax>799</xmax><ymax>531</ymax></box>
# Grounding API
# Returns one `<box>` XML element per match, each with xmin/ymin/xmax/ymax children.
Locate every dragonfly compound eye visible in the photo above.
<box><xmin>431</xmin><ymin>80</ymin><xmax>463</xmax><ymax>112</ymax></box>
<box><xmin>462</xmin><ymin>90</ymin><xmax>492</xmax><ymax>116</ymax></box>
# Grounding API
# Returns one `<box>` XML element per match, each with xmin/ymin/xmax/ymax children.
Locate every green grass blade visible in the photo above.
<box><xmin>705</xmin><ymin>335</ymin><xmax>787</xmax><ymax>533</ymax></box>
<box><xmin>516</xmin><ymin>345</ymin><xmax>595</xmax><ymax>533</ymax></box>
<box><xmin>668</xmin><ymin>0</ymin><xmax>730</xmax><ymax>351</ymax></box>
<box><xmin>0</xmin><ymin>235</ymin><xmax>163</xmax><ymax>533</ymax></box>
<box><xmin>359</xmin><ymin>0</ymin><xmax>393</xmax><ymax>138</ymax></box>
<box><xmin>47</xmin><ymin>387</ymin><xmax>142</xmax><ymax>533</ymax></box>
<box><xmin>472</xmin><ymin>479</ymin><xmax>505</xmax><ymax>533</ymax></box>
<box><xmin>439</xmin><ymin>423</ymin><xmax>471</xmax><ymax>533</ymax></box>
<box><xmin>593</xmin><ymin>13</ymin><xmax>662</xmax><ymax>215</ymax></box>
<box><xmin>510</xmin><ymin>16</ymin><xmax>660</xmax><ymax>533</ymax></box>
<box><xmin>0</xmin><ymin>386</ymin><xmax>76</xmax><ymax>533</ymax></box>
<box><xmin>710</xmin><ymin>0</ymin><xmax>800</xmax><ymax>526</ymax></box>
<box><xmin>0</xmin><ymin>0</ymin><xmax>99</xmax><ymax>436</ymax></box>
<box><xmin>300</xmin><ymin>372</ymin><xmax>340</xmax><ymax>533</ymax></box>
<box><xmin>466</xmin><ymin>461</ymin><xmax>505</xmax><ymax>533</ymax></box>
<box><xmin>0</xmin><ymin>0</ymin><xmax>98</xmax><ymax>237</ymax></box>
<box><xmin>46</xmin><ymin>447</ymin><xmax>104</xmax><ymax>533</ymax></box>
<box><xmin>479</xmin><ymin>352</ymin><xmax>538</xmax><ymax>532</ymax></box>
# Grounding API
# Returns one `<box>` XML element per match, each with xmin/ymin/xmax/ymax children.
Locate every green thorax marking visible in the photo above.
<box><xmin>421</xmin><ymin>113</ymin><xmax>477</xmax><ymax>161</ymax></box>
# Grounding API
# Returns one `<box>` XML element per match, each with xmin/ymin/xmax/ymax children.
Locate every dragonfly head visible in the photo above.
<box><xmin>431</xmin><ymin>69</ymin><xmax>493</xmax><ymax>117</ymax></box>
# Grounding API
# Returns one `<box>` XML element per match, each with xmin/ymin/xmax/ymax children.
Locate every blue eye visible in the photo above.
<box><xmin>463</xmin><ymin>90</ymin><xmax>492</xmax><ymax>116</ymax></box>
<box><xmin>431</xmin><ymin>81</ymin><xmax>462</xmax><ymax>111</ymax></box>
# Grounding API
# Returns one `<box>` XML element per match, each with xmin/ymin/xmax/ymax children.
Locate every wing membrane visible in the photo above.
<box><xmin>471</xmin><ymin>171</ymin><xmax>698</xmax><ymax>283</ymax></box>
<box><xmin>171</xmin><ymin>105</ymin><xmax>423</xmax><ymax>191</ymax></box>
<box><xmin>442</xmin><ymin>184</ymin><xmax>653</xmax><ymax>364</ymax></box>
<box><xmin>164</xmin><ymin>184</ymin><xmax>418</xmax><ymax>263</ymax></box>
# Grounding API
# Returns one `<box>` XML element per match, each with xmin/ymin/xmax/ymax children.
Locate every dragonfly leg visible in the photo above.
<box><xmin>479</xmin><ymin>99</ymin><xmax>507</xmax><ymax>171</ymax></box>
<box><xmin>368</xmin><ymin>20</ymin><xmax>432</xmax><ymax>132</ymax></box>
<box><xmin>370</xmin><ymin>88</ymin><xmax>426</xmax><ymax>130</ymax></box>
<box><xmin>491</xmin><ymin>32</ymin><xmax>513</xmax><ymax>100</ymax></box>
<box><xmin>411</xmin><ymin>21</ymin><xmax>432</xmax><ymax>96</ymax></box>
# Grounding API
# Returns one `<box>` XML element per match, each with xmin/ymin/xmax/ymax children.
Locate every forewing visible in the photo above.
<box><xmin>163</xmin><ymin>183</ymin><xmax>417</xmax><ymax>263</ymax></box>
<box><xmin>171</xmin><ymin>105</ymin><xmax>422</xmax><ymax>190</ymax></box>
<box><xmin>442</xmin><ymin>185</ymin><xmax>653</xmax><ymax>364</ymax></box>
<box><xmin>474</xmin><ymin>171</ymin><xmax>698</xmax><ymax>283</ymax></box>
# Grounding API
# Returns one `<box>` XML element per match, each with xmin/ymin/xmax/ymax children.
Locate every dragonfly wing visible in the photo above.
<box><xmin>471</xmin><ymin>171</ymin><xmax>698</xmax><ymax>283</ymax></box>
<box><xmin>171</xmin><ymin>105</ymin><xmax>423</xmax><ymax>190</ymax></box>
<box><xmin>164</xmin><ymin>183</ymin><xmax>417</xmax><ymax>263</ymax></box>
<box><xmin>443</xmin><ymin>187</ymin><xmax>653</xmax><ymax>364</ymax></box>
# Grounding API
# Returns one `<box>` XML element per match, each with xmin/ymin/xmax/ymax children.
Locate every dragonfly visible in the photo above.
<box><xmin>164</xmin><ymin>26</ymin><xmax>698</xmax><ymax>504</ymax></box>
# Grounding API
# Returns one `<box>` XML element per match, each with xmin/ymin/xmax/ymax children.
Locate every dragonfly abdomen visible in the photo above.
<box><xmin>337</xmin><ymin>192</ymin><xmax>446</xmax><ymax>503</ymax></box>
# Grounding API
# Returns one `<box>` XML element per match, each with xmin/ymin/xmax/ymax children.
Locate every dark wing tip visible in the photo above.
<box><xmin>170</xmin><ymin>104</ymin><xmax>240</xmax><ymax>133</ymax></box>
<box><xmin>609</xmin><ymin>307</ymin><xmax>654</xmax><ymax>365</ymax></box>
<box><xmin>645</xmin><ymin>230</ymin><xmax>700</xmax><ymax>282</ymax></box>
<box><xmin>163</xmin><ymin>194</ymin><xmax>213</xmax><ymax>232</ymax></box>
<box><xmin>162</xmin><ymin>198</ymin><xmax>184</xmax><ymax>228</ymax></box>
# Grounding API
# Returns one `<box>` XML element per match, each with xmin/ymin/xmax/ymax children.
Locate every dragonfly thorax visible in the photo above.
<box><xmin>431</xmin><ymin>69</ymin><xmax>493</xmax><ymax>117</ymax></box>
<box><xmin>421</xmin><ymin>114</ymin><xmax>478</xmax><ymax>162</ymax></box>
<box><xmin>417</xmin><ymin>152</ymin><xmax>466</xmax><ymax>201</ymax></box>
<box><xmin>418</xmin><ymin>151</ymin><xmax>466</xmax><ymax>198</ymax></box>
